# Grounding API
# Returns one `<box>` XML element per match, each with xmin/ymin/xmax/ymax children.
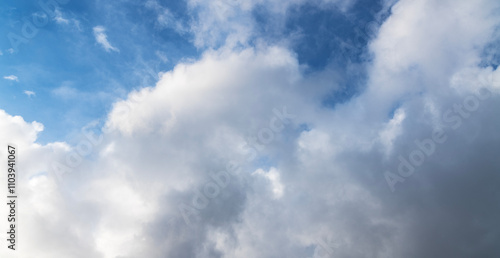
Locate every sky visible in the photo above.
<box><xmin>0</xmin><ymin>0</ymin><xmax>500</xmax><ymax>257</ymax></box>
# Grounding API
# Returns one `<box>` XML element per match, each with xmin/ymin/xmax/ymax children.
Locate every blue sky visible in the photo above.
<box><xmin>0</xmin><ymin>0</ymin><xmax>385</xmax><ymax>144</ymax></box>
<box><xmin>1</xmin><ymin>0</ymin><xmax>200</xmax><ymax>143</ymax></box>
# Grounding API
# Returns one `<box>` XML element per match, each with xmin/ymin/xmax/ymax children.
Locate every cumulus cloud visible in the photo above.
<box><xmin>0</xmin><ymin>110</ymin><xmax>103</xmax><ymax>258</ymax></box>
<box><xmin>2</xmin><ymin>0</ymin><xmax>500</xmax><ymax>257</ymax></box>
<box><xmin>93</xmin><ymin>26</ymin><xmax>120</xmax><ymax>52</ymax></box>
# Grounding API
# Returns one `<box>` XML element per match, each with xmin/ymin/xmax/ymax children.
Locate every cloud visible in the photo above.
<box><xmin>52</xmin><ymin>84</ymin><xmax>79</xmax><ymax>99</ymax></box>
<box><xmin>0</xmin><ymin>110</ymin><xmax>103</xmax><ymax>258</ymax></box>
<box><xmin>146</xmin><ymin>0</ymin><xmax>358</xmax><ymax>49</ymax></box>
<box><xmin>3</xmin><ymin>75</ymin><xmax>18</xmax><ymax>81</ymax></box>
<box><xmin>24</xmin><ymin>90</ymin><xmax>36</xmax><ymax>97</ymax></box>
<box><xmin>93</xmin><ymin>26</ymin><xmax>120</xmax><ymax>52</ymax></box>
<box><xmin>2</xmin><ymin>0</ymin><xmax>500</xmax><ymax>257</ymax></box>
<box><xmin>53</xmin><ymin>9</ymin><xmax>82</xmax><ymax>30</ymax></box>
<box><xmin>51</xmin><ymin>82</ymin><xmax>115</xmax><ymax>104</ymax></box>
<box><xmin>155</xmin><ymin>50</ymin><xmax>168</xmax><ymax>63</ymax></box>
<box><xmin>185</xmin><ymin>0</ymin><xmax>357</xmax><ymax>48</ymax></box>
<box><xmin>89</xmin><ymin>0</ymin><xmax>500</xmax><ymax>256</ymax></box>
<box><xmin>145</xmin><ymin>1</ymin><xmax>189</xmax><ymax>34</ymax></box>
<box><xmin>54</xmin><ymin>9</ymin><xmax>70</xmax><ymax>24</ymax></box>
<box><xmin>253</xmin><ymin>167</ymin><xmax>285</xmax><ymax>199</ymax></box>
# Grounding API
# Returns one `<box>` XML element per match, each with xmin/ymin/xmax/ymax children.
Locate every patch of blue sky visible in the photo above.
<box><xmin>253</xmin><ymin>156</ymin><xmax>275</xmax><ymax>171</ymax></box>
<box><xmin>0</xmin><ymin>0</ymin><xmax>199</xmax><ymax>144</ymax></box>
<box><xmin>251</xmin><ymin>0</ymin><xmax>389</xmax><ymax>109</ymax></box>
<box><xmin>28</xmin><ymin>171</ymin><xmax>48</xmax><ymax>180</ymax></box>
<box><xmin>479</xmin><ymin>39</ymin><xmax>500</xmax><ymax>69</ymax></box>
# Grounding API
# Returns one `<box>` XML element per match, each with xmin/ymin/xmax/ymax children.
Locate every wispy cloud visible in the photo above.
<box><xmin>93</xmin><ymin>26</ymin><xmax>119</xmax><ymax>52</ymax></box>
<box><xmin>24</xmin><ymin>90</ymin><xmax>36</xmax><ymax>97</ymax></box>
<box><xmin>53</xmin><ymin>9</ymin><xmax>81</xmax><ymax>31</ymax></box>
<box><xmin>54</xmin><ymin>9</ymin><xmax>70</xmax><ymax>24</ymax></box>
<box><xmin>3</xmin><ymin>75</ymin><xmax>19</xmax><ymax>81</ymax></box>
<box><xmin>145</xmin><ymin>1</ymin><xmax>188</xmax><ymax>34</ymax></box>
<box><xmin>155</xmin><ymin>50</ymin><xmax>168</xmax><ymax>63</ymax></box>
<box><xmin>52</xmin><ymin>84</ymin><xmax>79</xmax><ymax>99</ymax></box>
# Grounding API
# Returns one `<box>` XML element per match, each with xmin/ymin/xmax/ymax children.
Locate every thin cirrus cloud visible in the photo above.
<box><xmin>53</xmin><ymin>9</ymin><xmax>81</xmax><ymax>30</ymax></box>
<box><xmin>3</xmin><ymin>75</ymin><xmax>18</xmax><ymax>81</ymax></box>
<box><xmin>93</xmin><ymin>26</ymin><xmax>120</xmax><ymax>52</ymax></box>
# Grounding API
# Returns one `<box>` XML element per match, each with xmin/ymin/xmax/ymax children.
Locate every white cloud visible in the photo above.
<box><xmin>54</xmin><ymin>9</ymin><xmax>70</xmax><ymax>24</ymax></box>
<box><xmin>2</xmin><ymin>0</ymin><xmax>500</xmax><ymax>257</ymax></box>
<box><xmin>95</xmin><ymin>0</ymin><xmax>500</xmax><ymax>256</ymax></box>
<box><xmin>93</xmin><ymin>26</ymin><xmax>119</xmax><ymax>52</ymax></box>
<box><xmin>378</xmin><ymin>108</ymin><xmax>406</xmax><ymax>157</ymax></box>
<box><xmin>3</xmin><ymin>75</ymin><xmax>18</xmax><ymax>81</ymax></box>
<box><xmin>145</xmin><ymin>1</ymin><xmax>189</xmax><ymax>35</ymax></box>
<box><xmin>53</xmin><ymin>9</ymin><xmax>82</xmax><ymax>30</ymax></box>
<box><xmin>24</xmin><ymin>90</ymin><xmax>36</xmax><ymax>97</ymax></box>
<box><xmin>145</xmin><ymin>0</ymin><xmax>357</xmax><ymax>48</ymax></box>
<box><xmin>52</xmin><ymin>84</ymin><xmax>79</xmax><ymax>99</ymax></box>
<box><xmin>155</xmin><ymin>50</ymin><xmax>168</xmax><ymax>63</ymax></box>
<box><xmin>0</xmin><ymin>110</ymin><xmax>101</xmax><ymax>258</ymax></box>
<box><xmin>253</xmin><ymin>167</ymin><xmax>285</xmax><ymax>199</ymax></box>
